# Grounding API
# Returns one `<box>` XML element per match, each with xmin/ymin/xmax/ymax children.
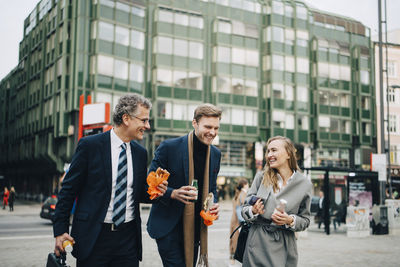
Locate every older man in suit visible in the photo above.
<box><xmin>147</xmin><ymin>103</ymin><xmax>222</xmax><ymax>267</ymax></box>
<box><xmin>53</xmin><ymin>94</ymin><xmax>167</xmax><ymax>266</ymax></box>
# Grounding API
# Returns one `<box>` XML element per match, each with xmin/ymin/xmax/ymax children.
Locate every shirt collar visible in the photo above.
<box><xmin>277</xmin><ymin>171</ymin><xmax>296</xmax><ymax>190</ymax></box>
<box><xmin>111</xmin><ymin>128</ymin><xmax>127</xmax><ymax>149</ymax></box>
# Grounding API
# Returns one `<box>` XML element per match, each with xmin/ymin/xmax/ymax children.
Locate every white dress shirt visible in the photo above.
<box><xmin>104</xmin><ymin>128</ymin><xmax>134</xmax><ymax>223</ymax></box>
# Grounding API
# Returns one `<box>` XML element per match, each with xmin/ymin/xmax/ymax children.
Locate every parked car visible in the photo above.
<box><xmin>40</xmin><ymin>194</ymin><xmax>75</xmax><ymax>224</ymax></box>
<box><xmin>40</xmin><ymin>195</ymin><xmax>57</xmax><ymax>222</ymax></box>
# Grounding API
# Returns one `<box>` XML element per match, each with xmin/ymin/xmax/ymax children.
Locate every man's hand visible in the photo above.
<box><xmin>171</xmin><ymin>185</ymin><xmax>197</xmax><ymax>204</ymax></box>
<box><xmin>156</xmin><ymin>180</ymin><xmax>168</xmax><ymax>197</ymax></box>
<box><xmin>209</xmin><ymin>203</ymin><xmax>220</xmax><ymax>220</ymax></box>
<box><xmin>54</xmin><ymin>233</ymin><xmax>74</xmax><ymax>257</ymax></box>
<box><xmin>271</xmin><ymin>209</ymin><xmax>292</xmax><ymax>226</ymax></box>
<box><xmin>251</xmin><ymin>199</ymin><xmax>265</xmax><ymax>215</ymax></box>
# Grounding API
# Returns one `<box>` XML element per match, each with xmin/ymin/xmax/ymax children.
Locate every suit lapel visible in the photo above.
<box><xmin>130</xmin><ymin>142</ymin><xmax>138</xmax><ymax>192</ymax></box>
<box><xmin>100</xmin><ymin>131</ymin><xmax>112</xmax><ymax>194</ymax></box>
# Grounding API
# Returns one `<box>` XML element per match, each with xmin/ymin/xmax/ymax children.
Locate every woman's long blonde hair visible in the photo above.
<box><xmin>262</xmin><ymin>136</ymin><xmax>299</xmax><ymax>193</ymax></box>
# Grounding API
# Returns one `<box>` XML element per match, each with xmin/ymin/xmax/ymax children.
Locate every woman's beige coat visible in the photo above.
<box><xmin>241</xmin><ymin>171</ymin><xmax>312</xmax><ymax>267</ymax></box>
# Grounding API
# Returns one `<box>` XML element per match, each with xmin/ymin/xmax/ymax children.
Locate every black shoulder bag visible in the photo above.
<box><xmin>230</xmin><ymin>221</ymin><xmax>251</xmax><ymax>263</ymax></box>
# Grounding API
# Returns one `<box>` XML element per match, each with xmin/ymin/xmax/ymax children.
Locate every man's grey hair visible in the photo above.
<box><xmin>113</xmin><ymin>94</ymin><xmax>152</xmax><ymax>126</ymax></box>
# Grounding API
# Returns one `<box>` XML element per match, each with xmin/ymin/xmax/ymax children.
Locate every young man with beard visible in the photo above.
<box><xmin>147</xmin><ymin>103</ymin><xmax>222</xmax><ymax>267</ymax></box>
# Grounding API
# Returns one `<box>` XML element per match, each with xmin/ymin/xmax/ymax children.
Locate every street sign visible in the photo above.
<box><xmin>371</xmin><ymin>153</ymin><xmax>387</xmax><ymax>182</ymax></box>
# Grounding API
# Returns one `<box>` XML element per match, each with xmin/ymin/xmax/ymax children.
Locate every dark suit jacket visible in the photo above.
<box><xmin>53</xmin><ymin>131</ymin><xmax>150</xmax><ymax>261</ymax></box>
<box><xmin>146</xmin><ymin>133</ymin><xmax>221</xmax><ymax>239</ymax></box>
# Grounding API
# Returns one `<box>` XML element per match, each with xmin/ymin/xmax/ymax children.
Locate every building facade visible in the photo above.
<box><xmin>0</xmin><ymin>0</ymin><xmax>376</xmax><ymax>199</ymax></box>
<box><xmin>374</xmin><ymin>29</ymin><xmax>400</xmax><ymax>195</ymax></box>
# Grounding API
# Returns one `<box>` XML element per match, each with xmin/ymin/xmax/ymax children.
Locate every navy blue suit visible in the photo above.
<box><xmin>146</xmin><ymin>134</ymin><xmax>221</xmax><ymax>263</ymax></box>
<box><xmin>53</xmin><ymin>131</ymin><xmax>149</xmax><ymax>262</ymax></box>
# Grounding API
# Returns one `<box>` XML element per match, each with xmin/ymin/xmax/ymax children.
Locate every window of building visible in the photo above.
<box><xmin>97</xmin><ymin>55</ymin><xmax>114</xmax><ymax>77</ymax></box>
<box><xmin>285</xmin><ymin>56</ymin><xmax>295</xmax><ymax>72</ymax></box>
<box><xmin>319</xmin><ymin>91</ymin><xmax>329</xmax><ymax>105</ymax></box>
<box><xmin>130</xmin><ymin>30</ymin><xmax>144</xmax><ymax>50</ymax></box>
<box><xmin>174</xmin><ymin>12</ymin><xmax>189</xmax><ymax>26</ymax></box>
<box><xmin>341</xmin><ymin>120</ymin><xmax>351</xmax><ymax>134</ymax></box>
<box><xmin>330</xmin><ymin>92</ymin><xmax>339</xmax><ymax>106</ymax></box>
<box><xmin>129</xmin><ymin>63</ymin><xmax>143</xmax><ymax>83</ymax></box>
<box><xmin>272</xmin><ymin>110</ymin><xmax>285</xmax><ymax>128</ymax></box>
<box><xmin>360</xmin><ymin>70</ymin><xmax>369</xmax><ymax>85</ymax></box>
<box><xmin>156</xmin><ymin>68</ymin><xmax>172</xmax><ymax>85</ymax></box>
<box><xmin>218</xmin><ymin>20</ymin><xmax>232</xmax><ymax>34</ymax></box>
<box><xmin>319</xmin><ymin>115</ymin><xmax>330</xmax><ymax>132</ymax></box>
<box><xmin>174</xmin><ymin>39</ymin><xmax>188</xmax><ymax>57</ymax></box>
<box><xmin>296</xmin><ymin>4</ymin><xmax>308</xmax><ymax>20</ymax></box>
<box><xmin>388</xmin><ymin>87</ymin><xmax>396</xmax><ymax>103</ymax></box>
<box><xmin>298</xmin><ymin>115</ymin><xmax>309</xmax><ymax>130</ymax></box>
<box><xmin>158</xmin><ymin>9</ymin><xmax>173</xmax><ymax>23</ymax></box>
<box><xmin>232</xmin><ymin>108</ymin><xmax>244</xmax><ymax>125</ymax></box>
<box><xmin>115</xmin><ymin>26</ymin><xmax>129</xmax><ymax>46</ymax></box>
<box><xmin>318</xmin><ymin>62</ymin><xmax>329</xmax><ymax>78</ymax></box>
<box><xmin>340</xmin><ymin>65</ymin><xmax>351</xmax><ymax>81</ymax></box>
<box><xmin>297</xmin><ymin>86</ymin><xmax>308</xmax><ymax>102</ymax></box>
<box><xmin>297</xmin><ymin>57</ymin><xmax>309</xmax><ymax>74</ymax></box>
<box><xmin>272</xmin><ymin>55</ymin><xmax>284</xmax><ymax>71</ymax></box>
<box><xmin>361</xmin><ymin>96</ymin><xmax>369</xmax><ymax>110</ymax></box>
<box><xmin>362</xmin><ymin>122</ymin><xmax>371</xmax><ymax>136</ymax></box>
<box><xmin>113</xmin><ymin>59</ymin><xmax>128</xmax><ymax>80</ymax></box>
<box><xmin>388</xmin><ymin>61</ymin><xmax>397</xmax><ymax>78</ymax></box>
<box><xmin>272</xmin><ymin>0</ymin><xmax>284</xmax><ymax>15</ymax></box>
<box><xmin>389</xmin><ymin>114</ymin><xmax>397</xmax><ymax>133</ymax></box>
<box><xmin>98</xmin><ymin>21</ymin><xmax>114</xmax><ymax>42</ymax></box>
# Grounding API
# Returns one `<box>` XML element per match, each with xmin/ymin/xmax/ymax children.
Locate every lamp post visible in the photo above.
<box><xmin>387</xmin><ymin>85</ymin><xmax>400</xmax><ymax>199</ymax></box>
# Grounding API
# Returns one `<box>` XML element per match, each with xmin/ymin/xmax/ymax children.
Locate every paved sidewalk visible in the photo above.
<box><xmin>0</xmin><ymin>200</ymin><xmax>42</xmax><ymax>216</ymax></box>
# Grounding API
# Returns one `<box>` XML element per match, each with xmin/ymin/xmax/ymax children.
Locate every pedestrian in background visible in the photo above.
<box><xmin>53</xmin><ymin>94</ymin><xmax>167</xmax><ymax>267</ymax></box>
<box><xmin>317</xmin><ymin>190</ymin><xmax>325</xmax><ymax>229</ymax></box>
<box><xmin>9</xmin><ymin>186</ymin><xmax>16</xmax><ymax>212</ymax></box>
<box><xmin>229</xmin><ymin>178</ymin><xmax>248</xmax><ymax>266</ymax></box>
<box><xmin>147</xmin><ymin>103</ymin><xmax>222</xmax><ymax>267</ymax></box>
<box><xmin>241</xmin><ymin>136</ymin><xmax>312</xmax><ymax>267</ymax></box>
<box><xmin>2</xmin><ymin>187</ymin><xmax>9</xmax><ymax>210</ymax></box>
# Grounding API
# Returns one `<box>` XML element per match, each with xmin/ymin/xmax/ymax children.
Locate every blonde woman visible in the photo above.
<box><xmin>241</xmin><ymin>136</ymin><xmax>312</xmax><ymax>267</ymax></box>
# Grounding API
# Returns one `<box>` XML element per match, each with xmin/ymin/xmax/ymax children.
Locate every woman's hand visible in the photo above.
<box><xmin>251</xmin><ymin>198</ymin><xmax>265</xmax><ymax>215</ymax></box>
<box><xmin>271</xmin><ymin>209</ymin><xmax>293</xmax><ymax>226</ymax></box>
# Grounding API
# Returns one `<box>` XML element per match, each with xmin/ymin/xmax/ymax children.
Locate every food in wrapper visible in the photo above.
<box><xmin>147</xmin><ymin>167</ymin><xmax>170</xmax><ymax>200</ymax></box>
<box><xmin>200</xmin><ymin>193</ymin><xmax>217</xmax><ymax>226</ymax></box>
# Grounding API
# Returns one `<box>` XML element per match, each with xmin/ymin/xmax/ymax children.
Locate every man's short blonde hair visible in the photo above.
<box><xmin>193</xmin><ymin>103</ymin><xmax>222</xmax><ymax>122</ymax></box>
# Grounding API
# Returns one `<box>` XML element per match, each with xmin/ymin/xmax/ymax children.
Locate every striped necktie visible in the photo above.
<box><xmin>112</xmin><ymin>143</ymin><xmax>128</xmax><ymax>227</ymax></box>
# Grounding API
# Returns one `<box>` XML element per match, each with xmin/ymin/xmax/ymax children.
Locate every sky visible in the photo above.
<box><xmin>1</xmin><ymin>0</ymin><xmax>400</xmax><ymax>80</ymax></box>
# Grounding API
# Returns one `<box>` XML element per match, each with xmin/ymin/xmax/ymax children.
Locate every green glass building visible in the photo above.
<box><xmin>0</xmin><ymin>0</ymin><xmax>376</xmax><ymax>198</ymax></box>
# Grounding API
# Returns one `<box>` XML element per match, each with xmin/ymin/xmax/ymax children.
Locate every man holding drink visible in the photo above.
<box><xmin>147</xmin><ymin>103</ymin><xmax>222</xmax><ymax>267</ymax></box>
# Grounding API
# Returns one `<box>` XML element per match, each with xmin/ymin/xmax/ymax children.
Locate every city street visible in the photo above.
<box><xmin>0</xmin><ymin>201</ymin><xmax>399</xmax><ymax>267</ymax></box>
